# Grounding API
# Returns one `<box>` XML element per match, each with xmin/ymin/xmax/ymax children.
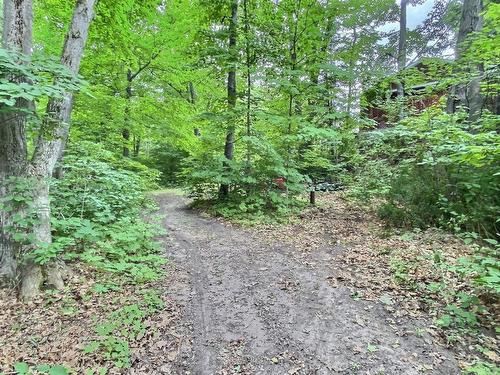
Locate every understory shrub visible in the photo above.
<box><xmin>50</xmin><ymin>142</ymin><xmax>165</xmax><ymax>282</ymax></box>
<box><xmin>181</xmin><ymin>137</ymin><xmax>310</xmax><ymax>222</ymax></box>
<box><xmin>351</xmin><ymin>108</ymin><xmax>499</xmax><ymax>239</ymax></box>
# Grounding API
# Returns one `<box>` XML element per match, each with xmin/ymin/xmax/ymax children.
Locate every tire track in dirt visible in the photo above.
<box><xmin>147</xmin><ymin>193</ymin><xmax>459</xmax><ymax>375</ymax></box>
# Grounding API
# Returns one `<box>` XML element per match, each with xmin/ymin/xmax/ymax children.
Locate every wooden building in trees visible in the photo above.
<box><xmin>362</xmin><ymin>58</ymin><xmax>452</xmax><ymax>127</ymax></box>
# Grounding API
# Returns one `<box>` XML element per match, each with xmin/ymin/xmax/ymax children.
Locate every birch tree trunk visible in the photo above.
<box><xmin>20</xmin><ymin>0</ymin><xmax>97</xmax><ymax>300</ymax></box>
<box><xmin>0</xmin><ymin>0</ymin><xmax>32</xmax><ymax>285</ymax></box>
<box><xmin>219</xmin><ymin>0</ymin><xmax>238</xmax><ymax>199</ymax></box>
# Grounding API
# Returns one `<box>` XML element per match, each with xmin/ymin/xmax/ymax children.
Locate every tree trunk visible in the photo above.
<box><xmin>447</xmin><ymin>0</ymin><xmax>484</xmax><ymax>119</ymax></box>
<box><xmin>346</xmin><ymin>27</ymin><xmax>358</xmax><ymax>118</ymax></box>
<box><xmin>189</xmin><ymin>82</ymin><xmax>201</xmax><ymax>136</ymax></box>
<box><xmin>122</xmin><ymin>55</ymin><xmax>159</xmax><ymax>157</ymax></box>
<box><xmin>219</xmin><ymin>0</ymin><xmax>238</xmax><ymax>199</ymax></box>
<box><xmin>188</xmin><ymin>81</ymin><xmax>197</xmax><ymax>104</ymax></box>
<box><xmin>397</xmin><ymin>0</ymin><xmax>407</xmax><ymax>72</ymax></box>
<box><xmin>284</xmin><ymin>2</ymin><xmax>300</xmax><ymax>167</ymax></box>
<box><xmin>123</xmin><ymin>68</ymin><xmax>133</xmax><ymax>157</ymax></box>
<box><xmin>309</xmin><ymin>190</ymin><xmax>316</xmax><ymax>205</ymax></box>
<box><xmin>396</xmin><ymin>0</ymin><xmax>407</xmax><ymax>119</ymax></box>
<box><xmin>0</xmin><ymin>0</ymin><xmax>32</xmax><ymax>286</ymax></box>
<box><xmin>22</xmin><ymin>0</ymin><xmax>97</xmax><ymax>300</ymax></box>
<box><xmin>244</xmin><ymin>0</ymin><xmax>252</xmax><ymax>172</ymax></box>
<box><xmin>133</xmin><ymin>135</ymin><xmax>140</xmax><ymax>157</ymax></box>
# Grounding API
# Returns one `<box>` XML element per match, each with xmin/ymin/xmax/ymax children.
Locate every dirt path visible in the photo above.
<box><xmin>146</xmin><ymin>193</ymin><xmax>459</xmax><ymax>375</ymax></box>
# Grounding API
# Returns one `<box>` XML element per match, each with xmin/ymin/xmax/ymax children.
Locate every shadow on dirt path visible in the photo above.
<box><xmin>143</xmin><ymin>193</ymin><xmax>459</xmax><ymax>375</ymax></box>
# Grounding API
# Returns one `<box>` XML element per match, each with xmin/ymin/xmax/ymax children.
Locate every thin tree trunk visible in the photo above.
<box><xmin>133</xmin><ymin>136</ymin><xmax>140</xmax><ymax>157</ymax></box>
<box><xmin>219</xmin><ymin>0</ymin><xmax>238</xmax><ymax>199</ymax></box>
<box><xmin>396</xmin><ymin>0</ymin><xmax>407</xmax><ymax>119</ymax></box>
<box><xmin>22</xmin><ymin>0</ymin><xmax>97</xmax><ymax>300</ymax></box>
<box><xmin>397</xmin><ymin>0</ymin><xmax>407</xmax><ymax>72</ymax></box>
<box><xmin>286</xmin><ymin>2</ymin><xmax>299</xmax><ymax>167</ymax></box>
<box><xmin>123</xmin><ymin>68</ymin><xmax>133</xmax><ymax>157</ymax></box>
<box><xmin>244</xmin><ymin>0</ymin><xmax>252</xmax><ymax>172</ymax></box>
<box><xmin>188</xmin><ymin>81</ymin><xmax>197</xmax><ymax>104</ymax></box>
<box><xmin>122</xmin><ymin>54</ymin><xmax>160</xmax><ymax>156</ymax></box>
<box><xmin>188</xmin><ymin>82</ymin><xmax>201</xmax><ymax>136</ymax></box>
<box><xmin>0</xmin><ymin>0</ymin><xmax>32</xmax><ymax>286</ymax></box>
<box><xmin>346</xmin><ymin>27</ymin><xmax>357</xmax><ymax>118</ymax></box>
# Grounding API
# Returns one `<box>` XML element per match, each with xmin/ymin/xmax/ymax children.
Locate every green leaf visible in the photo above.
<box><xmin>48</xmin><ymin>366</ymin><xmax>69</xmax><ymax>375</ymax></box>
<box><xmin>14</xmin><ymin>363</ymin><xmax>29</xmax><ymax>375</ymax></box>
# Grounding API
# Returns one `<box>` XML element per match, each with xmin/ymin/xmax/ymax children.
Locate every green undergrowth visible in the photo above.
<box><xmin>49</xmin><ymin>142</ymin><xmax>166</xmax><ymax>283</ymax></box>
<box><xmin>6</xmin><ymin>287</ymin><xmax>167</xmax><ymax>374</ymax></box>
<box><xmin>380</xmin><ymin>229</ymin><xmax>499</xmax><ymax>374</ymax></box>
<box><xmin>82</xmin><ymin>289</ymin><xmax>165</xmax><ymax>370</ymax></box>
<box><xmin>2</xmin><ymin>142</ymin><xmax>168</xmax><ymax>373</ymax></box>
<box><xmin>341</xmin><ymin>106</ymin><xmax>499</xmax><ymax>373</ymax></box>
<box><xmin>189</xmin><ymin>193</ymin><xmax>308</xmax><ymax>225</ymax></box>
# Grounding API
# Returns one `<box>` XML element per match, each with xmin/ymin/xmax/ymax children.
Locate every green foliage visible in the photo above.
<box><xmin>0</xmin><ymin>48</ymin><xmax>83</xmax><ymax>107</ymax></box>
<box><xmin>84</xmin><ymin>290</ymin><xmax>164</xmax><ymax>369</ymax></box>
<box><xmin>12</xmin><ymin>363</ymin><xmax>69</xmax><ymax>375</ymax></box>
<box><xmin>453</xmin><ymin>239</ymin><xmax>500</xmax><ymax>295</ymax></box>
<box><xmin>0</xmin><ymin>177</ymin><xmax>39</xmax><ymax>246</ymax></box>
<box><xmin>352</xmin><ymin>108</ymin><xmax>499</xmax><ymax>239</ymax></box>
<box><xmin>182</xmin><ymin>134</ymin><xmax>309</xmax><ymax>222</ymax></box>
<box><xmin>50</xmin><ymin>142</ymin><xmax>165</xmax><ymax>282</ymax></box>
<box><xmin>435</xmin><ymin>292</ymin><xmax>483</xmax><ymax>330</ymax></box>
<box><xmin>466</xmin><ymin>361</ymin><xmax>500</xmax><ymax>375</ymax></box>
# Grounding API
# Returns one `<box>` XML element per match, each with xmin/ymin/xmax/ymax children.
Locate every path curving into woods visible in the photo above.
<box><xmin>134</xmin><ymin>192</ymin><xmax>459</xmax><ymax>375</ymax></box>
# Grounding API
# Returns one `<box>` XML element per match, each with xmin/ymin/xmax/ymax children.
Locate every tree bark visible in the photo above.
<box><xmin>285</xmin><ymin>2</ymin><xmax>299</xmax><ymax>167</ymax></box>
<box><xmin>346</xmin><ymin>27</ymin><xmax>358</xmax><ymax>118</ymax></box>
<box><xmin>447</xmin><ymin>0</ymin><xmax>484</xmax><ymax>121</ymax></box>
<box><xmin>21</xmin><ymin>0</ymin><xmax>97</xmax><ymax>300</ymax></box>
<box><xmin>133</xmin><ymin>135</ymin><xmax>140</xmax><ymax>157</ymax></box>
<box><xmin>244</xmin><ymin>0</ymin><xmax>252</xmax><ymax>172</ymax></box>
<box><xmin>396</xmin><ymin>0</ymin><xmax>407</xmax><ymax>119</ymax></box>
<box><xmin>0</xmin><ymin>0</ymin><xmax>32</xmax><ymax>286</ymax></box>
<box><xmin>188</xmin><ymin>82</ymin><xmax>201</xmax><ymax>136</ymax></box>
<box><xmin>219</xmin><ymin>0</ymin><xmax>238</xmax><ymax>199</ymax></box>
<box><xmin>188</xmin><ymin>81</ymin><xmax>197</xmax><ymax>104</ymax></box>
<box><xmin>123</xmin><ymin>68</ymin><xmax>133</xmax><ymax>157</ymax></box>
<box><xmin>397</xmin><ymin>0</ymin><xmax>407</xmax><ymax>72</ymax></box>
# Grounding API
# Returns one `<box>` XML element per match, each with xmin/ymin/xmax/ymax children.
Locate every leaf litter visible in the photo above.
<box><xmin>256</xmin><ymin>192</ymin><xmax>499</xmax><ymax>372</ymax></box>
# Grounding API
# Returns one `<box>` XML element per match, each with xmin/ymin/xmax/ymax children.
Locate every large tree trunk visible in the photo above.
<box><xmin>219</xmin><ymin>0</ymin><xmax>238</xmax><ymax>199</ymax></box>
<box><xmin>0</xmin><ymin>0</ymin><xmax>32</xmax><ymax>286</ymax></box>
<box><xmin>447</xmin><ymin>0</ymin><xmax>484</xmax><ymax>120</ymax></box>
<box><xmin>21</xmin><ymin>0</ymin><xmax>97</xmax><ymax>300</ymax></box>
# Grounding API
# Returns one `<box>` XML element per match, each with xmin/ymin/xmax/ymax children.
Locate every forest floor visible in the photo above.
<box><xmin>132</xmin><ymin>192</ymin><xmax>464</xmax><ymax>375</ymax></box>
<box><xmin>2</xmin><ymin>192</ymin><xmax>495</xmax><ymax>374</ymax></box>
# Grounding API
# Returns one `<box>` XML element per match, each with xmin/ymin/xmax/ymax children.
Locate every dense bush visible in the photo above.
<box><xmin>181</xmin><ymin>145</ymin><xmax>308</xmax><ymax>222</ymax></box>
<box><xmin>350</xmin><ymin>108</ymin><xmax>499</xmax><ymax>239</ymax></box>
<box><xmin>143</xmin><ymin>143</ymin><xmax>189</xmax><ymax>186</ymax></box>
<box><xmin>50</xmin><ymin>142</ymin><xmax>165</xmax><ymax>282</ymax></box>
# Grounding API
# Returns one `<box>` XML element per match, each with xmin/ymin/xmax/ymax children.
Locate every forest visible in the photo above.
<box><xmin>0</xmin><ymin>0</ymin><xmax>498</xmax><ymax>373</ymax></box>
